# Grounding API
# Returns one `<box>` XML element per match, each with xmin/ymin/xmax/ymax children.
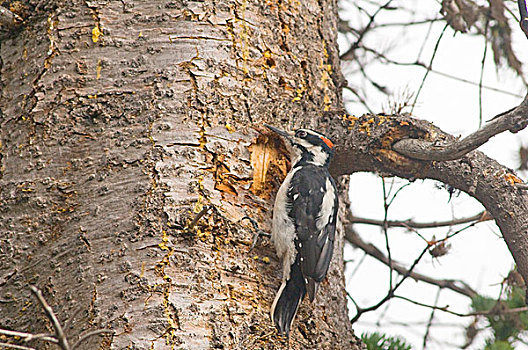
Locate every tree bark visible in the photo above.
<box><xmin>0</xmin><ymin>0</ymin><xmax>360</xmax><ymax>349</ymax></box>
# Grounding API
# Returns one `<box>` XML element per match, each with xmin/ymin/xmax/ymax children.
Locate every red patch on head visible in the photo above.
<box><xmin>321</xmin><ymin>137</ymin><xmax>334</xmax><ymax>149</ymax></box>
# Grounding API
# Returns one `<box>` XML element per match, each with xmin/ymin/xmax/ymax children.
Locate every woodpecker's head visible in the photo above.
<box><xmin>265</xmin><ymin>124</ymin><xmax>335</xmax><ymax>167</ymax></box>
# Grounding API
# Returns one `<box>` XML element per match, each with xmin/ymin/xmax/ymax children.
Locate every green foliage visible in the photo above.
<box><xmin>471</xmin><ymin>284</ymin><xmax>528</xmax><ymax>348</ymax></box>
<box><xmin>361</xmin><ymin>332</ymin><xmax>412</xmax><ymax>350</ymax></box>
<box><xmin>484</xmin><ymin>340</ymin><xmax>515</xmax><ymax>350</ymax></box>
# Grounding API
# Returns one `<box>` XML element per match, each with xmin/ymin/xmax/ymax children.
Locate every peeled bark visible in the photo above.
<box><xmin>0</xmin><ymin>0</ymin><xmax>360</xmax><ymax>349</ymax></box>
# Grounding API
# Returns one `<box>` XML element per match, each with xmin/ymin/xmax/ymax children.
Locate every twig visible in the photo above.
<box><xmin>349</xmin><ymin>210</ymin><xmax>491</xmax><ymax>229</ymax></box>
<box><xmin>377</xmin><ymin>18</ymin><xmax>441</xmax><ymax>28</ymax></box>
<box><xmin>350</xmin><ymin>243</ymin><xmax>430</xmax><ymax>323</ymax></box>
<box><xmin>422</xmin><ymin>288</ymin><xmax>441</xmax><ymax>350</ymax></box>
<box><xmin>29</xmin><ymin>285</ymin><xmax>70</xmax><ymax>350</ymax></box>
<box><xmin>1</xmin><ymin>287</ymin><xmax>112</xmax><ymax>350</ymax></box>
<box><xmin>0</xmin><ymin>343</ymin><xmax>35</xmax><ymax>350</ymax></box>
<box><xmin>63</xmin><ymin>307</ymin><xmax>83</xmax><ymax>332</ymax></box>
<box><xmin>395</xmin><ymin>294</ymin><xmax>528</xmax><ymax>317</ymax></box>
<box><xmin>344</xmin><ymin>85</ymin><xmax>375</xmax><ymax>114</ymax></box>
<box><xmin>341</xmin><ymin>0</ymin><xmax>395</xmax><ymax>60</ymax></box>
<box><xmin>345</xmin><ymin>225</ymin><xmax>477</xmax><ymax>298</ymax></box>
<box><xmin>416</xmin><ymin>18</ymin><xmax>435</xmax><ymax>62</ymax></box>
<box><xmin>0</xmin><ymin>329</ymin><xmax>57</xmax><ymax>343</ymax></box>
<box><xmin>478</xmin><ymin>11</ymin><xmax>490</xmax><ymax>128</ymax></box>
<box><xmin>381</xmin><ymin>177</ymin><xmax>394</xmax><ymax>290</ymax></box>
<box><xmin>393</xmin><ymin>95</ymin><xmax>528</xmax><ymax>161</ymax></box>
<box><xmin>360</xmin><ymin>44</ymin><xmax>523</xmax><ymax>97</ymax></box>
<box><xmin>411</xmin><ymin>23</ymin><xmax>448</xmax><ymax>114</ymax></box>
<box><xmin>347</xmin><ymin>251</ymin><xmax>367</xmax><ymax>281</ymax></box>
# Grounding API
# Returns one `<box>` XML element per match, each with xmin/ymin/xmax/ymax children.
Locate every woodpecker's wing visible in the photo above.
<box><xmin>287</xmin><ymin>164</ymin><xmax>338</xmax><ymax>301</ymax></box>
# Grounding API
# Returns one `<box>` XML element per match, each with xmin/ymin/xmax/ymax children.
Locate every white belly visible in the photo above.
<box><xmin>271</xmin><ymin>168</ymin><xmax>298</xmax><ymax>280</ymax></box>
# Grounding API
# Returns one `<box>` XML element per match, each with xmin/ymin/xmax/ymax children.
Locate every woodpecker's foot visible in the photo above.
<box><xmin>240</xmin><ymin>216</ymin><xmax>270</xmax><ymax>250</ymax></box>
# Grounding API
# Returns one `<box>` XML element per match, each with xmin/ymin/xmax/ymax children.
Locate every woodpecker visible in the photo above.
<box><xmin>265</xmin><ymin>124</ymin><xmax>339</xmax><ymax>336</ymax></box>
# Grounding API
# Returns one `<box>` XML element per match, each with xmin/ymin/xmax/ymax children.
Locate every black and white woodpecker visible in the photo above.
<box><xmin>265</xmin><ymin>124</ymin><xmax>339</xmax><ymax>336</ymax></box>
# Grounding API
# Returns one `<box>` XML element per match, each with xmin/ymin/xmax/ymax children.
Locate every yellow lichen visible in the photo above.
<box><xmin>225</xmin><ymin>123</ymin><xmax>235</xmax><ymax>133</ymax></box>
<box><xmin>92</xmin><ymin>24</ymin><xmax>103</xmax><ymax>43</ymax></box>
<box><xmin>504</xmin><ymin>173</ymin><xmax>523</xmax><ymax>186</ymax></box>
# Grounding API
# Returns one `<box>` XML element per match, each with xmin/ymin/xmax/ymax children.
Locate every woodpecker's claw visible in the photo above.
<box><xmin>240</xmin><ymin>216</ymin><xmax>270</xmax><ymax>250</ymax></box>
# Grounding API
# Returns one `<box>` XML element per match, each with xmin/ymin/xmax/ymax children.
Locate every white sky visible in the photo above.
<box><xmin>338</xmin><ymin>1</ymin><xmax>528</xmax><ymax>349</ymax></box>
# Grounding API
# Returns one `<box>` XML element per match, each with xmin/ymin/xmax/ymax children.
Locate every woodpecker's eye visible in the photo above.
<box><xmin>296</xmin><ymin>130</ymin><xmax>307</xmax><ymax>138</ymax></box>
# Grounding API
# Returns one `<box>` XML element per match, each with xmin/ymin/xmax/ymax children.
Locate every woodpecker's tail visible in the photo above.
<box><xmin>270</xmin><ymin>260</ymin><xmax>306</xmax><ymax>336</ymax></box>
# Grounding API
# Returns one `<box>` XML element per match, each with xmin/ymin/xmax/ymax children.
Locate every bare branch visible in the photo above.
<box><xmin>381</xmin><ymin>177</ymin><xmax>394</xmax><ymax>291</ymax></box>
<box><xmin>0</xmin><ymin>343</ymin><xmax>35</xmax><ymax>350</ymax></box>
<box><xmin>344</xmin><ymin>224</ymin><xmax>477</xmax><ymax>298</ymax></box>
<box><xmin>349</xmin><ymin>210</ymin><xmax>492</xmax><ymax>229</ymax></box>
<box><xmin>340</xmin><ymin>0</ymin><xmax>395</xmax><ymax>60</ymax></box>
<box><xmin>392</xmin><ymin>96</ymin><xmax>528</xmax><ymax>161</ymax></box>
<box><xmin>344</xmin><ymin>85</ymin><xmax>375</xmax><ymax>114</ymax></box>
<box><xmin>478</xmin><ymin>11</ymin><xmax>490</xmax><ymax>127</ymax></box>
<box><xmin>29</xmin><ymin>286</ymin><xmax>70</xmax><ymax>350</ymax></box>
<box><xmin>350</xmin><ymin>242</ymin><xmax>430</xmax><ymax>323</ymax></box>
<box><xmin>360</xmin><ymin>44</ymin><xmax>523</xmax><ymax>97</ymax></box>
<box><xmin>376</xmin><ymin>18</ymin><xmax>442</xmax><ymax>28</ymax></box>
<box><xmin>422</xmin><ymin>288</ymin><xmax>442</xmax><ymax>350</ymax></box>
<box><xmin>0</xmin><ymin>287</ymin><xmax>113</xmax><ymax>350</ymax></box>
<box><xmin>395</xmin><ymin>294</ymin><xmax>528</xmax><ymax>317</ymax></box>
<box><xmin>411</xmin><ymin>24</ymin><xmax>449</xmax><ymax>114</ymax></box>
<box><xmin>0</xmin><ymin>329</ymin><xmax>57</xmax><ymax>344</ymax></box>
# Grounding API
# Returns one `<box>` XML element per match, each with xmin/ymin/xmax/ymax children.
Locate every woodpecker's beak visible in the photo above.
<box><xmin>264</xmin><ymin>124</ymin><xmax>292</xmax><ymax>140</ymax></box>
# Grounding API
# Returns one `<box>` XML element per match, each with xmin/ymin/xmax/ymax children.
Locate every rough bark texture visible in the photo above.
<box><xmin>0</xmin><ymin>0</ymin><xmax>360</xmax><ymax>349</ymax></box>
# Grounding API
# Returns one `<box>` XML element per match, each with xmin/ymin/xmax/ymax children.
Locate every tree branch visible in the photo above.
<box><xmin>340</xmin><ymin>0</ymin><xmax>395</xmax><ymax>60</ymax></box>
<box><xmin>0</xmin><ymin>343</ymin><xmax>35</xmax><ymax>350</ymax></box>
<box><xmin>395</xmin><ymin>294</ymin><xmax>528</xmax><ymax>317</ymax></box>
<box><xmin>325</xmin><ymin>111</ymin><xmax>528</xmax><ymax>298</ymax></box>
<box><xmin>349</xmin><ymin>210</ymin><xmax>491</xmax><ymax>229</ymax></box>
<box><xmin>344</xmin><ymin>223</ymin><xmax>477</xmax><ymax>298</ymax></box>
<box><xmin>29</xmin><ymin>286</ymin><xmax>70</xmax><ymax>350</ymax></box>
<box><xmin>0</xmin><ymin>329</ymin><xmax>57</xmax><ymax>344</ymax></box>
<box><xmin>350</xmin><ymin>242</ymin><xmax>430</xmax><ymax>323</ymax></box>
<box><xmin>0</xmin><ymin>287</ymin><xmax>113</xmax><ymax>350</ymax></box>
<box><xmin>392</xmin><ymin>95</ymin><xmax>528</xmax><ymax>161</ymax></box>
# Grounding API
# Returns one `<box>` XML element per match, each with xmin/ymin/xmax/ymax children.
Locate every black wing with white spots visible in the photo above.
<box><xmin>287</xmin><ymin>164</ymin><xmax>338</xmax><ymax>301</ymax></box>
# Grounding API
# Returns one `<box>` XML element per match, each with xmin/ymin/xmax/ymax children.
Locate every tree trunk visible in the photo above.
<box><xmin>0</xmin><ymin>0</ymin><xmax>361</xmax><ymax>349</ymax></box>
